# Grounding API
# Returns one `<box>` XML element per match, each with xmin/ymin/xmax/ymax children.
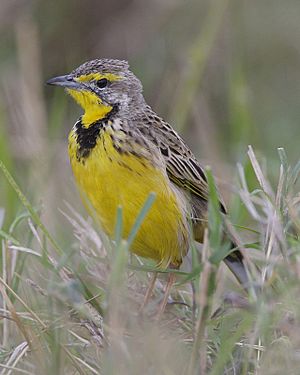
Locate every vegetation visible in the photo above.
<box><xmin>2</xmin><ymin>142</ymin><xmax>300</xmax><ymax>374</ymax></box>
<box><xmin>1</xmin><ymin>1</ymin><xmax>300</xmax><ymax>374</ymax></box>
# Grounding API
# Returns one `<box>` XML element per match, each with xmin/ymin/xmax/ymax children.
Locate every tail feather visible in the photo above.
<box><xmin>223</xmin><ymin>246</ymin><xmax>251</xmax><ymax>290</ymax></box>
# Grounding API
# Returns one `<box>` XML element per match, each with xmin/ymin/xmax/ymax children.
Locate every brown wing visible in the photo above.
<box><xmin>135</xmin><ymin>106</ymin><xmax>228</xmax><ymax>224</ymax></box>
<box><xmin>137</xmin><ymin>108</ymin><xmax>222</xmax><ymax>208</ymax></box>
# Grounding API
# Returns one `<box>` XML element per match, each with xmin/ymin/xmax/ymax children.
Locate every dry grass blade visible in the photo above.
<box><xmin>237</xmin><ymin>162</ymin><xmax>262</xmax><ymax>221</ymax></box>
<box><xmin>247</xmin><ymin>145</ymin><xmax>274</xmax><ymax>199</ymax></box>
<box><xmin>0</xmin><ymin>276</ymin><xmax>46</xmax><ymax>329</ymax></box>
<box><xmin>188</xmin><ymin>230</ymin><xmax>212</xmax><ymax>375</ymax></box>
<box><xmin>0</xmin><ymin>363</ymin><xmax>33</xmax><ymax>375</ymax></box>
<box><xmin>0</xmin><ymin>342</ymin><xmax>29</xmax><ymax>375</ymax></box>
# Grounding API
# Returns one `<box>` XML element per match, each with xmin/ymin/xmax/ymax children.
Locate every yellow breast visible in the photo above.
<box><xmin>68</xmin><ymin>125</ymin><xmax>189</xmax><ymax>268</ymax></box>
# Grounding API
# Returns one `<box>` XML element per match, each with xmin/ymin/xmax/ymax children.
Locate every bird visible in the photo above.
<box><xmin>47</xmin><ymin>58</ymin><xmax>250</xmax><ymax>314</ymax></box>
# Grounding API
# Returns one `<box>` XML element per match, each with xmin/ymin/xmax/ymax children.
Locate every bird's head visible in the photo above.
<box><xmin>47</xmin><ymin>59</ymin><xmax>144</xmax><ymax>127</ymax></box>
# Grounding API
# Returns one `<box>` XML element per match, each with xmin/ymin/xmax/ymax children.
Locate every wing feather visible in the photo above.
<box><xmin>136</xmin><ymin>107</ymin><xmax>225</xmax><ymax>212</ymax></box>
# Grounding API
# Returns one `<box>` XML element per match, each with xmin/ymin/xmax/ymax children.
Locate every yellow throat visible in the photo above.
<box><xmin>67</xmin><ymin>89</ymin><xmax>112</xmax><ymax>127</ymax></box>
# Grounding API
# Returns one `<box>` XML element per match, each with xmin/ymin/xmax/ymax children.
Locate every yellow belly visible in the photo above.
<box><xmin>68</xmin><ymin>129</ymin><xmax>189</xmax><ymax>268</ymax></box>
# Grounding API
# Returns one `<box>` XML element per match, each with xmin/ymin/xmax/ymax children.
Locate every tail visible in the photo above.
<box><xmin>223</xmin><ymin>244</ymin><xmax>251</xmax><ymax>290</ymax></box>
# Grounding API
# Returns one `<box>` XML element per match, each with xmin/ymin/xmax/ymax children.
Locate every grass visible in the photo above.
<box><xmin>1</xmin><ymin>2</ymin><xmax>300</xmax><ymax>373</ymax></box>
<box><xmin>1</xmin><ymin>145</ymin><xmax>300</xmax><ymax>374</ymax></box>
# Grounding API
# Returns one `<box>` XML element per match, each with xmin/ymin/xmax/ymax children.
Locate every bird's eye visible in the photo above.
<box><xmin>96</xmin><ymin>78</ymin><xmax>108</xmax><ymax>89</ymax></box>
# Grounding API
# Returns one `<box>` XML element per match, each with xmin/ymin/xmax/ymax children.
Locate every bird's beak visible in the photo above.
<box><xmin>46</xmin><ymin>74</ymin><xmax>81</xmax><ymax>90</ymax></box>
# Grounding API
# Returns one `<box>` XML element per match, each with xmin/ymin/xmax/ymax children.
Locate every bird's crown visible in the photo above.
<box><xmin>72</xmin><ymin>58</ymin><xmax>130</xmax><ymax>77</ymax></box>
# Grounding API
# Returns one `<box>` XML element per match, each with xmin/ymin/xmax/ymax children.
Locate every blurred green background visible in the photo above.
<box><xmin>1</xmin><ymin>0</ymin><xmax>299</xmax><ymax>229</ymax></box>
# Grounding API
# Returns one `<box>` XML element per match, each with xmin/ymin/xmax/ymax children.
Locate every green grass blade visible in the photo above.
<box><xmin>0</xmin><ymin>229</ymin><xmax>21</xmax><ymax>246</ymax></box>
<box><xmin>206</xmin><ymin>168</ymin><xmax>222</xmax><ymax>261</ymax></box>
<box><xmin>127</xmin><ymin>192</ymin><xmax>156</xmax><ymax>248</ymax></box>
<box><xmin>114</xmin><ymin>206</ymin><xmax>123</xmax><ymax>246</ymax></box>
<box><xmin>0</xmin><ymin>159</ymin><xmax>62</xmax><ymax>256</ymax></box>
